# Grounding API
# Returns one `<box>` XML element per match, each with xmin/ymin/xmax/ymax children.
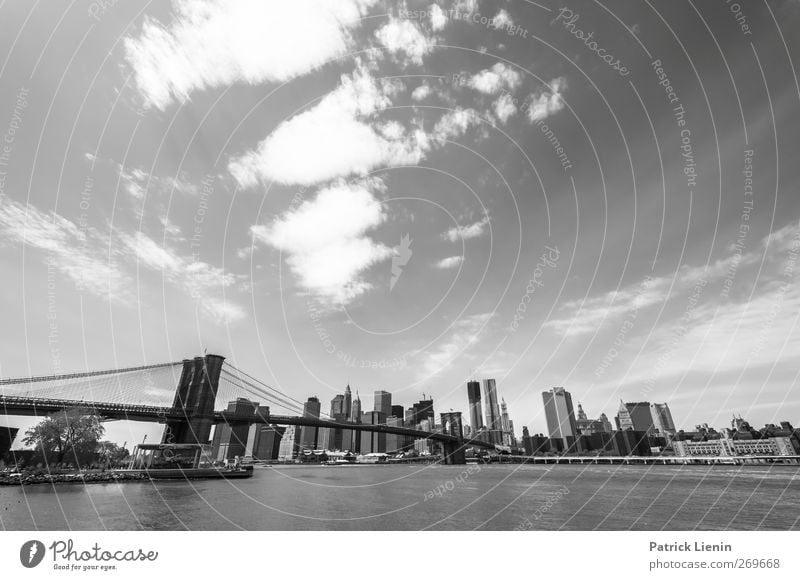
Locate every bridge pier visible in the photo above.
<box><xmin>161</xmin><ymin>354</ymin><xmax>224</xmax><ymax>445</ymax></box>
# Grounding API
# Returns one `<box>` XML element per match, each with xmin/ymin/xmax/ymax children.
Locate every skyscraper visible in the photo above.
<box><xmin>618</xmin><ymin>401</ymin><xmax>655</xmax><ymax>434</ymax></box>
<box><xmin>483</xmin><ymin>379</ymin><xmax>502</xmax><ymax>444</ymax></box>
<box><xmin>343</xmin><ymin>384</ymin><xmax>352</xmax><ymax>420</ymax></box>
<box><xmin>374</xmin><ymin>390</ymin><xmax>392</xmax><ymax>420</ymax></box>
<box><xmin>330</xmin><ymin>394</ymin><xmax>346</xmax><ymax>418</ymax></box>
<box><xmin>500</xmin><ymin>398</ymin><xmax>513</xmax><ymax>446</ymax></box>
<box><xmin>351</xmin><ymin>392</ymin><xmax>361</xmax><ymax>422</ymax></box>
<box><xmin>650</xmin><ymin>402</ymin><xmax>676</xmax><ymax>435</ymax></box>
<box><xmin>391</xmin><ymin>405</ymin><xmax>405</xmax><ymax>420</ymax></box>
<box><xmin>299</xmin><ymin>396</ymin><xmax>321</xmax><ymax>450</ymax></box>
<box><xmin>467</xmin><ymin>380</ymin><xmax>484</xmax><ymax>433</ymax></box>
<box><xmin>542</xmin><ymin>387</ymin><xmax>578</xmax><ymax>445</ymax></box>
<box><xmin>412</xmin><ymin>398</ymin><xmax>434</xmax><ymax>427</ymax></box>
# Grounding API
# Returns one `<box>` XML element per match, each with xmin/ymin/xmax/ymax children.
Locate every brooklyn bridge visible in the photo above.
<box><xmin>0</xmin><ymin>354</ymin><xmax>491</xmax><ymax>464</ymax></box>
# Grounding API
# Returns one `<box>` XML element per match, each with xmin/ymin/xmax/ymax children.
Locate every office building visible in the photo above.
<box><xmin>330</xmin><ymin>394</ymin><xmax>346</xmax><ymax>418</ymax></box>
<box><xmin>374</xmin><ymin>390</ymin><xmax>392</xmax><ymax>419</ymax></box>
<box><xmin>412</xmin><ymin>398</ymin><xmax>435</xmax><ymax>427</ymax></box>
<box><xmin>343</xmin><ymin>384</ymin><xmax>353</xmax><ymax>420</ymax></box>
<box><xmin>360</xmin><ymin>411</ymin><xmax>386</xmax><ymax>454</ymax></box>
<box><xmin>277</xmin><ymin>425</ymin><xmax>301</xmax><ymax>460</ymax></box>
<box><xmin>483</xmin><ymin>379</ymin><xmax>502</xmax><ymax>444</ymax></box>
<box><xmin>351</xmin><ymin>392</ymin><xmax>362</xmax><ymax>422</ymax></box>
<box><xmin>650</xmin><ymin>402</ymin><xmax>677</xmax><ymax>436</ymax></box>
<box><xmin>500</xmin><ymin>398</ymin><xmax>515</xmax><ymax>446</ymax></box>
<box><xmin>618</xmin><ymin>401</ymin><xmax>655</xmax><ymax>434</ymax></box>
<box><xmin>299</xmin><ymin>396</ymin><xmax>321</xmax><ymax>450</ymax></box>
<box><xmin>250</xmin><ymin>425</ymin><xmax>285</xmax><ymax>460</ymax></box>
<box><xmin>542</xmin><ymin>387</ymin><xmax>579</xmax><ymax>447</ymax></box>
<box><xmin>467</xmin><ymin>380</ymin><xmax>484</xmax><ymax>433</ymax></box>
<box><xmin>391</xmin><ymin>405</ymin><xmax>405</xmax><ymax>420</ymax></box>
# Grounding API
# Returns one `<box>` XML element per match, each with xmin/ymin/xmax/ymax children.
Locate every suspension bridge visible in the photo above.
<box><xmin>0</xmin><ymin>354</ymin><xmax>489</xmax><ymax>464</ymax></box>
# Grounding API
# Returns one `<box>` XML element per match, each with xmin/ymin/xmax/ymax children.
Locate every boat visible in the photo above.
<box><xmin>119</xmin><ymin>443</ymin><xmax>253</xmax><ymax>480</ymax></box>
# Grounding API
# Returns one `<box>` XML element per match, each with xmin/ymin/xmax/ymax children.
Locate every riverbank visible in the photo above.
<box><xmin>0</xmin><ymin>471</ymin><xmax>148</xmax><ymax>486</ymax></box>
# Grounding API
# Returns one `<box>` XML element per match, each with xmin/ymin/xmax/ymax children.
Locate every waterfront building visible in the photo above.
<box><xmin>211</xmin><ymin>398</ymin><xmax>265</xmax><ymax>461</ymax></box>
<box><xmin>542</xmin><ymin>387</ymin><xmax>579</xmax><ymax>448</ymax></box>
<box><xmin>299</xmin><ymin>396</ymin><xmax>321</xmax><ymax>450</ymax></box>
<box><xmin>250</xmin><ymin>425</ymin><xmax>285</xmax><ymax>460</ymax></box>
<box><xmin>374</xmin><ymin>390</ymin><xmax>392</xmax><ymax>420</ymax></box>
<box><xmin>673</xmin><ymin>436</ymin><xmax>796</xmax><ymax>457</ymax></box>
<box><xmin>576</xmin><ymin>403</ymin><xmax>608</xmax><ymax>435</ymax></box>
<box><xmin>277</xmin><ymin>425</ymin><xmax>301</xmax><ymax>460</ymax></box>
<box><xmin>359</xmin><ymin>411</ymin><xmax>386</xmax><ymax>454</ymax></box>
<box><xmin>483</xmin><ymin>379</ymin><xmax>502</xmax><ymax>445</ymax></box>
<box><xmin>618</xmin><ymin>401</ymin><xmax>655</xmax><ymax>434</ymax></box>
<box><xmin>385</xmin><ymin>416</ymin><xmax>405</xmax><ymax>452</ymax></box>
<box><xmin>500</xmin><ymin>398</ymin><xmax>515</xmax><ymax>446</ymax></box>
<box><xmin>650</xmin><ymin>403</ymin><xmax>677</xmax><ymax>436</ymax></box>
<box><xmin>467</xmin><ymin>380</ymin><xmax>484</xmax><ymax>433</ymax></box>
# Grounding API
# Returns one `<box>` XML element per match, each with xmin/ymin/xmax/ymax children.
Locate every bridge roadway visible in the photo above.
<box><xmin>0</xmin><ymin>396</ymin><xmax>494</xmax><ymax>450</ymax></box>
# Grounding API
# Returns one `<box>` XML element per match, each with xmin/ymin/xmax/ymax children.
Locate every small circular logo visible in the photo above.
<box><xmin>20</xmin><ymin>540</ymin><xmax>45</xmax><ymax>568</ymax></box>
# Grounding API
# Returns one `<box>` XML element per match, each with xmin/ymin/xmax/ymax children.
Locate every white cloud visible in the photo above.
<box><xmin>492</xmin><ymin>93</ymin><xmax>517</xmax><ymax>124</ymax></box>
<box><xmin>251</xmin><ymin>180</ymin><xmax>393</xmax><ymax>304</ymax></box>
<box><xmin>124</xmin><ymin>0</ymin><xmax>378</xmax><ymax>110</ymax></box>
<box><xmin>442</xmin><ymin>215</ymin><xmax>490</xmax><ymax>242</ymax></box>
<box><xmin>435</xmin><ymin>255</ymin><xmax>463</xmax><ymax>269</ymax></box>
<box><xmin>411</xmin><ymin>84</ymin><xmax>432</xmax><ymax>101</ymax></box>
<box><xmin>0</xmin><ymin>196</ymin><xmax>244</xmax><ymax>323</ymax></box>
<box><xmin>491</xmin><ymin>10</ymin><xmax>513</xmax><ymax>30</ymax></box>
<box><xmin>229</xmin><ymin>65</ymin><xmax>427</xmax><ymax>187</ymax></box>
<box><xmin>527</xmin><ymin>77</ymin><xmax>567</xmax><ymax>122</ymax></box>
<box><xmin>467</xmin><ymin>62</ymin><xmax>522</xmax><ymax>95</ymax></box>
<box><xmin>374</xmin><ymin>18</ymin><xmax>434</xmax><ymax>66</ymax></box>
<box><xmin>430</xmin><ymin>4</ymin><xmax>447</xmax><ymax>31</ymax></box>
<box><xmin>418</xmin><ymin>312</ymin><xmax>494</xmax><ymax>376</ymax></box>
<box><xmin>0</xmin><ymin>198</ymin><xmax>130</xmax><ymax>300</ymax></box>
<box><xmin>432</xmin><ymin>107</ymin><xmax>482</xmax><ymax>145</ymax></box>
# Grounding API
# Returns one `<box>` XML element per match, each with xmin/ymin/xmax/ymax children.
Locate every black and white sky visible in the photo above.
<box><xmin>1</xmin><ymin>0</ymin><xmax>800</xmax><ymax>443</ymax></box>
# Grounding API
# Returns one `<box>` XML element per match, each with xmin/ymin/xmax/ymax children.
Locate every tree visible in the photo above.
<box><xmin>22</xmin><ymin>407</ymin><xmax>105</xmax><ymax>465</ymax></box>
<box><xmin>96</xmin><ymin>441</ymin><xmax>130</xmax><ymax>467</ymax></box>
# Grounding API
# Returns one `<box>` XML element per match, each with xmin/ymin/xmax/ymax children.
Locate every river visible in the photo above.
<box><xmin>1</xmin><ymin>464</ymin><xmax>799</xmax><ymax>530</ymax></box>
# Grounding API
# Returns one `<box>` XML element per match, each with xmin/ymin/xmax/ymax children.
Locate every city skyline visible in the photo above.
<box><xmin>1</xmin><ymin>1</ymin><xmax>800</xmax><ymax>452</ymax></box>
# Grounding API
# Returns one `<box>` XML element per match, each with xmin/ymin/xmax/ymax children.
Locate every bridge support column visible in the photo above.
<box><xmin>440</xmin><ymin>440</ymin><xmax>467</xmax><ymax>465</ymax></box>
<box><xmin>162</xmin><ymin>354</ymin><xmax>224</xmax><ymax>445</ymax></box>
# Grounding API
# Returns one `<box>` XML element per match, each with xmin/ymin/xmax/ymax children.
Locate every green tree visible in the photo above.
<box><xmin>22</xmin><ymin>407</ymin><xmax>105</xmax><ymax>465</ymax></box>
<box><xmin>96</xmin><ymin>441</ymin><xmax>130</xmax><ymax>467</ymax></box>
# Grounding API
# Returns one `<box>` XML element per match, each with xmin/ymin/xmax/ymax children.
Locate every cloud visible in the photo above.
<box><xmin>432</xmin><ymin>107</ymin><xmax>483</xmax><ymax>145</ymax></box>
<box><xmin>229</xmin><ymin>65</ymin><xmax>427</xmax><ymax>187</ymax></box>
<box><xmin>0</xmin><ymin>198</ymin><xmax>130</xmax><ymax>299</ymax></box>
<box><xmin>430</xmin><ymin>4</ymin><xmax>447</xmax><ymax>31</ymax></box>
<box><xmin>0</xmin><ymin>196</ymin><xmax>244</xmax><ymax>322</ymax></box>
<box><xmin>442</xmin><ymin>215</ymin><xmax>490</xmax><ymax>242</ymax></box>
<box><xmin>491</xmin><ymin>10</ymin><xmax>514</xmax><ymax>30</ymax></box>
<box><xmin>527</xmin><ymin>77</ymin><xmax>567</xmax><ymax>122</ymax></box>
<box><xmin>467</xmin><ymin>62</ymin><xmax>522</xmax><ymax>95</ymax></box>
<box><xmin>374</xmin><ymin>17</ymin><xmax>434</xmax><ymax>66</ymax></box>
<box><xmin>124</xmin><ymin>0</ymin><xmax>378</xmax><ymax>110</ymax></box>
<box><xmin>250</xmin><ymin>180</ymin><xmax>393</xmax><ymax>304</ymax></box>
<box><xmin>435</xmin><ymin>255</ymin><xmax>463</xmax><ymax>269</ymax></box>
<box><xmin>418</xmin><ymin>312</ymin><xmax>494</xmax><ymax>376</ymax></box>
<box><xmin>492</xmin><ymin>93</ymin><xmax>517</xmax><ymax>124</ymax></box>
<box><xmin>411</xmin><ymin>84</ymin><xmax>432</xmax><ymax>101</ymax></box>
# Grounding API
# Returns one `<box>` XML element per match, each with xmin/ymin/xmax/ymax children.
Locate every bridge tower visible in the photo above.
<box><xmin>439</xmin><ymin>411</ymin><xmax>466</xmax><ymax>465</ymax></box>
<box><xmin>161</xmin><ymin>354</ymin><xmax>225</xmax><ymax>445</ymax></box>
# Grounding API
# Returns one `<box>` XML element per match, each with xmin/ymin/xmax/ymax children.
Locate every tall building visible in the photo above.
<box><xmin>278</xmin><ymin>425</ymin><xmax>301</xmax><ymax>460</ymax></box>
<box><xmin>650</xmin><ymin>403</ymin><xmax>676</xmax><ymax>435</ymax></box>
<box><xmin>351</xmin><ymin>392</ymin><xmax>362</xmax><ymax>422</ymax></box>
<box><xmin>299</xmin><ymin>396</ymin><xmax>321</xmax><ymax>450</ymax></box>
<box><xmin>483</xmin><ymin>379</ymin><xmax>502</xmax><ymax>444</ymax></box>
<box><xmin>599</xmin><ymin>413</ymin><xmax>613</xmax><ymax>433</ymax></box>
<box><xmin>500</xmin><ymin>398</ymin><xmax>514</xmax><ymax>446</ymax></box>
<box><xmin>360</xmin><ymin>411</ymin><xmax>386</xmax><ymax>453</ymax></box>
<box><xmin>343</xmin><ymin>384</ymin><xmax>352</xmax><ymax>420</ymax></box>
<box><xmin>542</xmin><ymin>387</ymin><xmax>579</xmax><ymax>446</ymax></box>
<box><xmin>618</xmin><ymin>401</ymin><xmax>655</xmax><ymax>434</ymax></box>
<box><xmin>467</xmin><ymin>380</ymin><xmax>484</xmax><ymax>433</ymax></box>
<box><xmin>374</xmin><ymin>390</ymin><xmax>392</xmax><ymax>420</ymax></box>
<box><xmin>412</xmin><ymin>398</ymin><xmax>435</xmax><ymax>427</ymax></box>
<box><xmin>330</xmin><ymin>394</ymin><xmax>346</xmax><ymax>418</ymax></box>
<box><xmin>211</xmin><ymin>398</ymin><xmax>264</xmax><ymax>461</ymax></box>
<box><xmin>250</xmin><ymin>425</ymin><xmax>285</xmax><ymax>460</ymax></box>
<box><xmin>391</xmin><ymin>405</ymin><xmax>405</xmax><ymax>420</ymax></box>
